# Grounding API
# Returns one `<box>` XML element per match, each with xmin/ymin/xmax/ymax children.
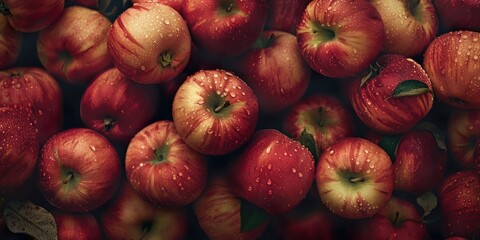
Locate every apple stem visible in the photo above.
<box><xmin>0</xmin><ymin>2</ymin><xmax>10</xmax><ymax>15</ymax></box>
<box><xmin>103</xmin><ymin>117</ymin><xmax>117</xmax><ymax>132</ymax></box>
<box><xmin>214</xmin><ymin>100</ymin><xmax>230</xmax><ymax>113</ymax></box>
<box><xmin>393</xmin><ymin>211</ymin><xmax>400</xmax><ymax>226</ymax></box>
<box><xmin>316</xmin><ymin>107</ymin><xmax>326</xmax><ymax>127</ymax></box>
<box><xmin>62</xmin><ymin>172</ymin><xmax>74</xmax><ymax>184</ymax></box>
<box><xmin>159</xmin><ymin>51</ymin><xmax>174</xmax><ymax>68</ymax></box>
<box><xmin>349</xmin><ymin>177</ymin><xmax>365</xmax><ymax>183</ymax></box>
<box><xmin>407</xmin><ymin>0</ymin><xmax>420</xmax><ymax>13</ymax></box>
<box><xmin>226</xmin><ymin>3</ymin><xmax>234</xmax><ymax>12</ymax></box>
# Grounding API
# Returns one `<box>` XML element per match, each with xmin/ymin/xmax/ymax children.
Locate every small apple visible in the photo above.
<box><xmin>423</xmin><ymin>30</ymin><xmax>480</xmax><ymax>109</ymax></box>
<box><xmin>0</xmin><ymin>0</ymin><xmax>64</xmax><ymax>32</ymax></box>
<box><xmin>108</xmin><ymin>2</ymin><xmax>191</xmax><ymax>84</ymax></box>
<box><xmin>80</xmin><ymin>67</ymin><xmax>159</xmax><ymax>144</ymax></box>
<box><xmin>53</xmin><ymin>212</ymin><xmax>103</xmax><ymax>240</ymax></box>
<box><xmin>183</xmin><ymin>0</ymin><xmax>268</xmax><ymax>57</ymax></box>
<box><xmin>296</xmin><ymin>0</ymin><xmax>385</xmax><ymax>78</ymax></box>
<box><xmin>265</xmin><ymin>0</ymin><xmax>310</xmax><ymax>34</ymax></box>
<box><xmin>131</xmin><ymin>0</ymin><xmax>184</xmax><ymax>14</ymax></box>
<box><xmin>433</xmin><ymin>0</ymin><xmax>480</xmax><ymax>31</ymax></box>
<box><xmin>236</xmin><ymin>30</ymin><xmax>310</xmax><ymax>113</ymax></box>
<box><xmin>316</xmin><ymin>137</ymin><xmax>394</xmax><ymax>219</ymax></box>
<box><xmin>125</xmin><ymin>120</ymin><xmax>208</xmax><ymax>207</ymax></box>
<box><xmin>229</xmin><ymin>129</ymin><xmax>315</xmax><ymax>215</ymax></box>
<box><xmin>37</xmin><ymin>128</ymin><xmax>121</xmax><ymax>212</ymax></box>
<box><xmin>446</xmin><ymin>109</ymin><xmax>480</xmax><ymax>169</ymax></box>
<box><xmin>172</xmin><ymin>69</ymin><xmax>259</xmax><ymax>155</ymax></box>
<box><xmin>0</xmin><ymin>15</ymin><xmax>21</xmax><ymax>69</ymax></box>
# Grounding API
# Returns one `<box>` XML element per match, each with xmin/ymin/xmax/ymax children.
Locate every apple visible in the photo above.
<box><xmin>0</xmin><ymin>15</ymin><xmax>21</xmax><ymax>69</ymax></box>
<box><xmin>265</xmin><ymin>0</ymin><xmax>310</xmax><ymax>34</ymax></box>
<box><xmin>279</xmin><ymin>208</ymin><xmax>337</xmax><ymax>240</ymax></box>
<box><xmin>0</xmin><ymin>67</ymin><xmax>63</xmax><ymax>144</ymax></box>
<box><xmin>80</xmin><ymin>67</ymin><xmax>159</xmax><ymax>144</ymax></box>
<box><xmin>296</xmin><ymin>0</ymin><xmax>385</xmax><ymax>78</ymax></box>
<box><xmin>229</xmin><ymin>129</ymin><xmax>315</xmax><ymax>215</ymax></box>
<box><xmin>131</xmin><ymin>0</ymin><xmax>184</xmax><ymax>14</ymax></box>
<box><xmin>423</xmin><ymin>30</ymin><xmax>480</xmax><ymax>109</ymax></box>
<box><xmin>316</xmin><ymin>137</ymin><xmax>394</xmax><ymax>219</ymax></box>
<box><xmin>53</xmin><ymin>212</ymin><xmax>103</xmax><ymax>240</ymax></box>
<box><xmin>346</xmin><ymin>54</ymin><xmax>434</xmax><ymax>134</ymax></box>
<box><xmin>236</xmin><ymin>30</ymin><xmax>310</xmax><ymax>113</ymax></box>
<box><xmin>125</xmin><ymin>120</ymin><xmax>208</xmax><ymax>207</ymax></box>
<box><xmin>438</xmin><ymin>171</ymin><xmax>480</xmax><ymax>238</ymax></box>
<box><xmin>0</xmin><ymin>107</ymin><xmax>39</xmax><ymax>190</ymax></box>
<box><xmin>37</xmin><ymin>128</ymin><xmax>121</xmax><ymax>212</ymax></box>
<box><xmin>283</xmin><ymin>94</ymin><xmax>355</xmax><ymax>154</ymax></box>
<box><xmin>37</xmin><ymin>6</ymin><xmax>112</xmax><ymax>85</ymax></box>
<box><xmin>446</xmin><ymin>109</ymin><xmax>480</xmax><ymax>169</ymax></box>
<box><xmin>108</xmin><ymin>2</ymin><xmax>191</xmax><ymax>84</ymax></box>
<box><xmin>172</xmin><ymin>69</ymin><xmax>259</xmax><ymax>155</ymax></box>
<box><xmin>0</xmin><ymin>0</ymin><xmax>64</xmax><ymax>32</ymax></box>
<box><xmin>433</xmin><ymin>0</ymin><xmax>480</xmax><ymax>31</ymax></box>
<box><xmin>370</xmin><ymin>0</ymin><xmax>439</xmax><ymax>57</ymax></box>
<box><xmin>183</xmin><ymin>0</ymin><xmax>268</xmax><ymax>57</ymax></box>
<box><xmin>194</xmin><ymin>175</ymin><xmax>268</xmax><ymax>240</ymax></box>
<box><xmin>101</xmin><ymin>181</ymin><xmax>188</xmax><ymax>240</ymax></box>
<box><xmin>352</xmin><ymin>196</ymin><xmax>429</xmax><ymax>240</ymax></box>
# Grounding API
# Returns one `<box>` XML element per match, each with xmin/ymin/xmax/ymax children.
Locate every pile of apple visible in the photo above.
<box><xmin>1</xmin><ymin>0</ymin><xmax>479</xmax><ymax>239</ymax></box>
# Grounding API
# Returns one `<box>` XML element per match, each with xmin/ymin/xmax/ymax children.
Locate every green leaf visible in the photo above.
<box><xmin>387</xmin><ymin>80</ymin><xmax>433</xmax><ymax>99</ymax></box>
<box><xmin>360</xmin><ymin>62</ymin><xmax>381</xmax><ymax>86</ymax></box>
<box><xmin>416</xmin><ymin>191</ymin><xmax>438</xmax><ymax>219</ymax></box>
<box><xmin>240</xmin><ymin>199</ymin><xmax>270</xmax><ymax>233</ymax></box>
<box><xmin>298</xmin><ymin>128</ymin><xmax>319</xmax><ymax>161</ymax></box>
<box><xmin>414</xmin><ymin>122</ymin><xmax>447</xmax><ymax>151</ymax></box>
<box><xmin>378</xmin><ymin>135</ymin><xmax>401</xmax><ymax>161</ymax></box>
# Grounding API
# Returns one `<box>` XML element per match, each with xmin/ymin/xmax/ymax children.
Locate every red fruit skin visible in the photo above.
<box><xmin>0</xmin><ymin>107</ymin><xmax>39</xmax><ymax>190</ymax></box>
<box><xmin>229</xmin><ymin>129</ymin><xmax>315</xmax><ymax>215</ymax></box>
<box><xmin>447</xmin><ymin>109</ymin><xmax>480</xmax><ymax>169</ymax></box>
<box><xmin>439</xmin><ymin>171</ymin><xmax>480</xmax><ymax>238</ymax></box>
<box><xmin>433</xmin><ymin>0</ymin><xmax>480</xmax><ymax>31</ymax></box>
<box><xmin>347</xmin><ymin>54</ymin><xmax>434</xmax><ymax>134</ymax></box>
<box><xmin>38</xmin><ymin>128</ymin><xmax>122</xmax><ymax>212</ymax></box>
<box><xmin>280</xmin><ymin>209</ymin><xmax>336</xmax><ymax>240</ymax></box>
<box><xmin>183</xmin><ymin>0</ymin><xmax>268</xmax><ymax>57</ymax></box>
<box><xmin>1</xmin><ymin>0</ymin><xmax>64</xmax><ymax>32</ymax></box>
<box><xmin>0</xmin><ymin>67</ymin><xmax>63</xmax><ymax>144</ymax></box>
<box><xmin>266</xmin><ymin>0</ymin><xmax>310</xmax><ymax>34</ymax></box>
<box><xmin>296</xmin><ymin>0</ymin><xmax>384</xmax><ymax>78</ymax></box>
<box><xmin>80</xmin><ymin>67</ymin><xmax>159</xmax><ymax>144</ymax></box>
<box><xmin>131</xmin><ymin>0</ymin><xmax>184</xmax><ymax>14</ymax></box>
<box><xmin>54</xmin><ymin>212</ymin><xmax>103</xmax><ymax>240</ymax></box>
<box><xmin>194</xmin><ymin>176</ymin><xmax>268</xmax><ymax>240</ymax></box>
<box><xmin>0</xmin><ymin>15</ymin><xmax>21</xmax><ymax>69</ymax></box>
<box><xmin>423</xmin><ymin>30</ymin><xmax>480</xmax><ymax>109</ymax></box>
<box><xmin>37</xmin><ymin>6</ymin><xmax>112</xmax><ymax>85</ymax></box>
<box><xmin>125</xmin><ymin>120</ymin><xmax>208</xmax><ymax>207</ymax></box>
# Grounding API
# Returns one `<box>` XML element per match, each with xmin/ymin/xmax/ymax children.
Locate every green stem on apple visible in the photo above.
<box><xmin>316</xmin><ymin>107</ymin><xmax>326</xmax><ymax>127</ymax></box>
<box><xmin>349</xmin><ymin>177</ymin><xmax>365</xmax><ymax>183</ymax></box>
<box><xmin>139</xmin><ymin>221</ymin><xmax>152</xmax><ymax>240</ymax></box>
<box><xmin>214</xmin><ymin>100</ymin><xmax>230</xmax><ymax>113</ymax></box>
<box><xmin>0</xmin><ymin>2</ymin><xmax>10</xmax><ymax>15</ymax></box>
<box><xmin>253</xmin><ymin>33</ymin><xmax>276</xmax><ymax>49</ymax></box>
<box><xmin>407</xmin><ymin>0</ymin><xmax>421</xmax><ymax>13</ymax></box>
<box><xmin>393</xmin><ymin>211</ymin><xmax>400</xmax><ymax>226</ymax></box>
<box><xmin>159</xmin><ymin>51</ymin><xmax>174</xmax><ymax>68</ymax></box>
<box><xmin>103</xmin><ymin>117</ymin><xmax>117</xmax><ymax>132</ymax></box>
<box><xmin>226</xmin><ymin>3</ymin><xmax>234</xmax><ymax>12</ymax></box>
<box><xmin>62</xmin><ymin>172</ymin><xmax>74</xmax><ymax>185</ymax></box>
<box><xmin>360</xmin><ymin>61</ymin><xmax>381</xmax><ymax>86</ymax></box>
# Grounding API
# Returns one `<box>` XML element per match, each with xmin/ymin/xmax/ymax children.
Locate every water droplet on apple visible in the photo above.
<box><xmin>89</xmin><ymin>146</ymin><xmax>96</xmax><ymax>152</ymax></box>
<box><xmin>248</xmin><ymin>186</ymin><xmax>253</xmax><ymax>191</ymax></box>
<box><xmin>298</xmin><ymin>173</ymin><xmax>303</xmax><ymax>178</ymax></box>
<box><xmin>291</xmin><ymin>168</ymin><xmax>297</xmax><ymax>173</ymax></box>
<box><xmin>267</xmin><ymin>179</ymin><xmax>272</xmax><ymax>185</ymax></box>
<box><xmin>267</xmin><ymin>164</ymin><xmax>272</xmax><ymax>169</ymax></box>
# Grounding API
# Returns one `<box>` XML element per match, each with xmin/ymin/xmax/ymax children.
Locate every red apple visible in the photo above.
<box><xmin>172</xmin><ymin>69</ymin><xmax>259</xmax><ymax>155</ymax></box>
<box><xmin>80</xmin><ymin>67</ymin><xmax>159</xmax><ymax>144</ymax></box>
<box><xmin>423</xmin><ymin>30</ymin><xmax>480</xmax><ymax>109</ymax></box>
<box><xmin>447</xmin><ymin>109</ymin><xmax>480</xmax><ymax>169</ymax></box>
<box><xmin>108</xmin><ymin>2</ymin><xmax>191</xmax><ymax>84</ymax></box>
<box><xmin>433</xmin><ymin>0</ymin><xmax>480</xmax><ymax>31</ymax></box>
<box><xmin>53</xmin><ymin>212</ymin><xmax>103</xmax><ymax>240</ymax></box>
<box><xmin>0</xmin><ymin>15</ymin><xmax>21</xmax><ymax>69</ymax></box>
<box><xmin>0</xmin><ymin>107</ymin><xmax>39</xmax><ymax>190</ymax></box>
<box><xmin>279</xmin><ymin>208</ymin><xmax>336</xmax><ymax>240</ymax></box>
<box><xmin>283</xmin><ymin>94</ymin><xmax>355</xmax><ymax>154</ymax></box>
<box><xmin>265</xmin><ymin>0</ymin><xmax>310</xmax><ymax>34</ymax></box>
<box><xmin>37</xmin><ymin>6</ymin><xmax>112</xmax><ymax>85</ymax></box>
<box><xmin>101</xmin><ymin>181</ymin><xmax>188</xmax><ymax>240</ymax></box>
<box><xmin>229</xmin><ymin>129</ymin><xmax>315</xmax><ymax>215</ymax></box>
<box><xmin>0</xmin><ymin>0</ymin><xmax>64</xmax><ymax>32</ymax></box>
<box><xmin>183</xmin><ymin>0</ymin><xmax>268</xmax><ymax>57</ymax></box>
<box><xmin>439</xmin><ymin>171</ymin><xmax>480</xmax><ymax>238</ymax></box>
<box><xmin>0</xmin><ymin>67</ymin><xmax>63</xmax><ymax>144</ymax></box>
<box><xmin>316</xmin><ymin>137</ymin><xmax>394</xmax><ymax>219</ymax></box>
<box><xmin>236</xmin><ymin>30</ymin><xmax>310</xmax><ymax>113</ymax></box>
<box><xmin>37</xmin><ymin>128</ymin><xmax>121</xmax><ymax>212</ymax></box>
<box><xmin>347</xmin><ymin>54</ymin><xmax>434</xmax><ymax>134</ymax></box>
<box><xmin>370</xmin><ymin>0</ymin><xmax>439</xmax><ymax>57</ymax></box>
<box><xmin>194</xmin><ymin>175</ymin><xmax>268</xmax><ymax>240</ymax></box>
<box><xmin>296</xmin><ymin>0</ymin><xmax>385</xmax><ymax>78</ymax></box>
<box><xmin>125</xmin><ymin>120</ymin><xmax>208</xmax><ymax>207</ymax></box>
<box><xmin>131</xmin><ymin>0</ymin><xmax>184</xmax><ymax>14</ymax></box>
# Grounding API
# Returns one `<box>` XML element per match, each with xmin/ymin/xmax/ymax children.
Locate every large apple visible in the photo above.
<box><xmin>370</xmin><ymin>0</ymin><xmax>439</xmax><ymax>57</ymax></box>
<box><xmin>0</xmin><ymin>67</ymin><xmax>63</xmax><ymax>143</ymax></box>
<box><xmin>37</xmin><ymin>128</ymin><xmax>121</xmax><ymax>212</ymax></box>
<box><xmin>0</xmin><ymin>107</ymin><xmax>39</xmax><ymax>190</ymax></box>
<box><xmin>37</xmin><ymin>6</ymin><xmax>112</xmax><ymax>85</ymax></box>
<box><xmin>125</xmin><ymin>120</ymin><xmax>208</xmax><ymax>207</ymax></box>
<box><xmin>265</xmin><ymin>0</ymin><xmax>310</xmax><ymax>34</ymax></box>
<box><xmin>0</xmin><ymin>0</ymin><xmax>64</xmax><ymax>32</ymax></box>
<box><xmin>53</xmin><ymin>212</ymin><xmax>103</xmax><ymax>240</ymax></box>
<box><xmin>296</xmin><ymin>0</ymin><xmax>385</xmax><ymax>78</ymax></box>
<box><xmin>236</xmin><ymin>30</ymin><xmax>310</xmax><ymax>113</ymax></box>
<box><xmin>229</xmin><ymin>129</ymin><xmax>315</xmax><ymax>215</ymax></box>
<box><xmin>80</xmin><ymin>67</ymin><xmax>159</xmax><ymax>144</ymax></box>
<box><xmin>108</xmin><ymin>2</ymin><xmax>191</xmax><ymax>84</ymax></box>
<box><xmin>433</xmin><ymin>0</ymin><xmax>480</xmax><ymax>31</ymax></box>
<box><xmin>346</xmin><ymin>54</ymin><xmax>434</xmax><ymax>134</ymax></box>
<box><xmin>0</xmin><ymin>15</ymin><xmax>21</xmax><ymax>69</ymax></box>
<box><xmin>183</xmin><ymin>0</ymin><xmax>268</xmax><ymax>57</ymax></box>
<box><xmin>101</xmin><ymin>181</ymin><xmax>188</xmax><ymax>240</ymax></box>
<box><xmin>172</xmin><ymin>69</ymin><xmax>259</xmax><ymax>155</ymax></box>
<box><xmin>446</xmin><ymin>109</ymin><xmax>480</xmax><ymax>169</ymax></box>
<box><xmin>316</xmin><ymin>137</ymin><xmax>394</xmax><ymax>219</ymax></box>
<box><xmin>283</xmin><ymin>94</ymin><xmax>355</xmax><ymax>154</ymax></box>
<box><xmin>423</xmin><ymin>30</ymin><xmax>480</xmax><ymax>109</ymax></box>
